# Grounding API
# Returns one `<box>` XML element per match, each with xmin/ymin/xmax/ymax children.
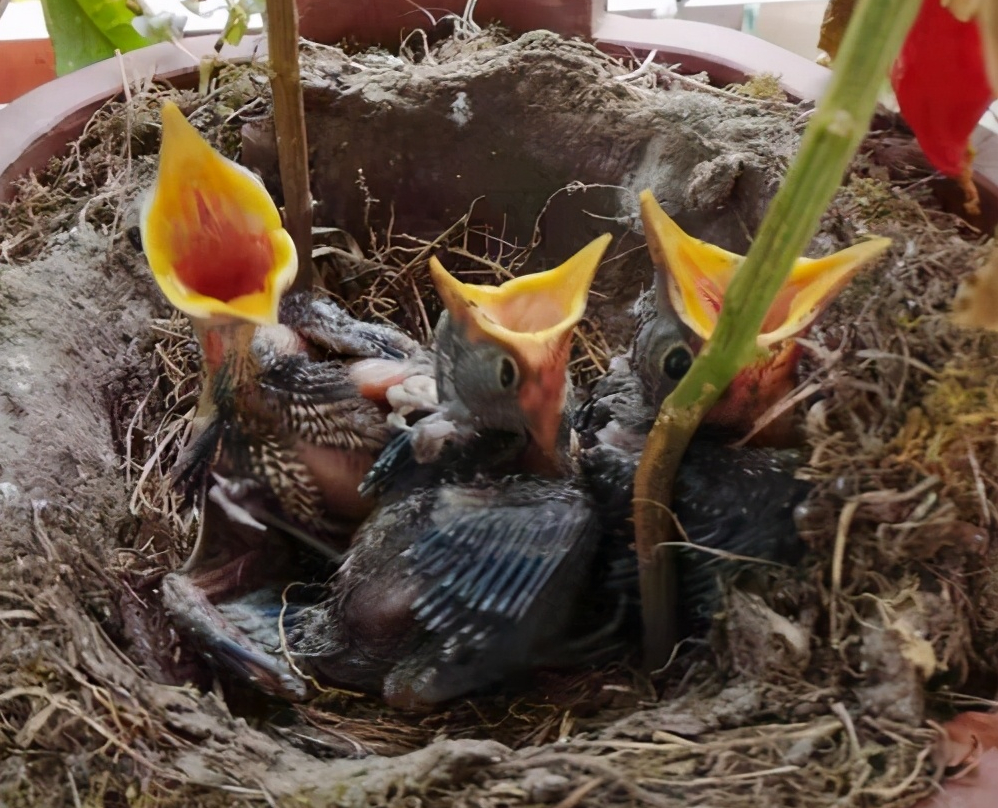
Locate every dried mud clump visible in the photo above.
<box><xmin>0</xmin><ymin>26</ymin><xmax>993</xmax><ymax>808</ymax></box>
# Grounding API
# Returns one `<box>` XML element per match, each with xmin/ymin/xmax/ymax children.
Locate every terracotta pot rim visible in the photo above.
<box><xmin>591</xmin><ymin>13</ymin><xmax>831</xmax><ymax>102</ymax></box>
<box><xmin>0</xmin><ymin>34</ymin><xmax>266</xmax><ymax>202</ymax></box>
<box><xmin>2</xmin><ymin>20</ymin><xmax>997</xmax><ymax>214</ymax></box>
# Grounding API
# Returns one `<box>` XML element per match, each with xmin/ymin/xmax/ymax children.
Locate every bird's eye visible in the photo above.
<box><xmin>661</xmin><ymin>344</ymin><xmax>693</xmax><ymax>380</ymax></box>
<box><xmin>126</xmin><ymin>226</ymin><xmax>143</xmax><ymax>252</ymax></box>
<box><xmin>498</xmin><ymin>356</ymin><xmax>518</xmax><ymax>389</ymax></box>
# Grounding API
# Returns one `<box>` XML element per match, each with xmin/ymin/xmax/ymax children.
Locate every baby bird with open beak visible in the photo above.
<box><xmin>299</xmin><ymin>235</ymin><xmax>612</xmax><ymax>709</ymax></box>
<box><xmin>636</xmin><ymin>190</ymin><xmax>891</xmax><ymax>442</ymax></box>
<box><xmin>141</xmin><ymin>102</ymin><xmax>437</xmax><ymax>696</ymax></box>
<box><xmin>579</xmin><ymin>191</ymin><xmax>891</xmax><ymax>625</ymax></box>
<box><xmin>141</xmin><ymin>101</ymin><xmax>432</xmax><ymax>558</ymax></box>
<box><xmin>163</xmin><ymin>235</ymin><xmax>613</xmax><ymax>707</ymax></box>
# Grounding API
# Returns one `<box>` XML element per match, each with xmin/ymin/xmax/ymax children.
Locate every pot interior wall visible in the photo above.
<box><xmin>240</xmin><ymin>34</ymin><xmax>792</xmax><ymax>328</ymax></box>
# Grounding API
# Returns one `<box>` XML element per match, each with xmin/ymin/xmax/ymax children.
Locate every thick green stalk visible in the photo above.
<box><xmin>267</xmin><ymin>0</ymin><xmax>314</xmax><ymax>292</ymax></box>
<box><xmin>634</xmin><ymin>0</ymin><xmax>922</xmax><ymax>670</ymax></box>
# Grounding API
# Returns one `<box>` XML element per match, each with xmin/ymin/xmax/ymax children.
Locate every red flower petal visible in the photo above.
<box><xmin>891</xmin><ymin>0</ymin><xmax>994</xmax><ymax>177</ymax></box>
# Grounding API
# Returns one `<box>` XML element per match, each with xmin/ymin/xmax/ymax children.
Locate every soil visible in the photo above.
<box><xmin>0</xmin><ymin>24</ymin><xmax>995</xmax><ymax>808</ymax></box>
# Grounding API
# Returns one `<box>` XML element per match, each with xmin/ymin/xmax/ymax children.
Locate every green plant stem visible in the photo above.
<box><xmin>267</xmin><ymin>0</ymin><xmax>314</xmax><ymax>292</ymax></box>
<box><xmin>634</xmin><ymin>0</ymin><xmax>922</xmax><ymax>671</ymax></box>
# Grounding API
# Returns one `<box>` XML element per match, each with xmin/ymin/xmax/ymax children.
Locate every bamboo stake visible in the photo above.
<box><xmin>267</xmin><ymin>0</ymin><xmax>314</xmax><ymax>291</ymax></box>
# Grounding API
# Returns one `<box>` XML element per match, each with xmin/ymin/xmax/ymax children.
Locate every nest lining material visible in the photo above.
<box><xmin>0</xmin><ymin>27</ymin><xmax>994</xmax><ymax>808</ymax></box>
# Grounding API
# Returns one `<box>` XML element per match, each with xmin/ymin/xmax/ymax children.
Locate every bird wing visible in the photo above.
<box><xmin>257</xmin><ymin>355</ymin><xmax>391</xmax><ymax>452</ymax></box>
<box><xmin>674</xmin><ymin>444</ymin><xmax>809</xmax><ymax>618</ymax></box>
<box><xmin>289</xmin><ymin>295</ymin><xmax>423</xmax><ymax>361</ymax></box>
<box><xmin>405</xmin><ymin>483</ymin><xmax>599</xmax><ymax>651</ymax></box>
<box><xmin>359</xmin><ymin>429</ymin><xmax>419</xmax><ymax>498</ymax></box>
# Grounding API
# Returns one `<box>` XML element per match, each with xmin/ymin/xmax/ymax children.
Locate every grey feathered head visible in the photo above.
<box><xmin>429</xmin><ymin>235</ymin><xmax>612</xmax><ymax>472</ymax></box>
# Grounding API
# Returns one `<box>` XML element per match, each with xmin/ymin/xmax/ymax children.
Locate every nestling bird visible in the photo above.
<box><xmin>140</xmin><ymin>100</ymin><xmax>433</xmax><ymax>556</ymax></box>
<box><xmin>638</xmin><ymin>190</ymin><xmax>892</xmax><ymax>443</ymax></box>
<box><xmin>138</xmin><ymin>101</ymin><xmax>440</xmax><ymax>699</ymax></box>
<box><xmin>162</xmin><ymin>235</ymin><xmax>614</xmax><ymax>707</ymax></box>
<box><xmin>578</xmin><ymin>190</ymin><xmax>891</xmax><ymax>625</ymax></box>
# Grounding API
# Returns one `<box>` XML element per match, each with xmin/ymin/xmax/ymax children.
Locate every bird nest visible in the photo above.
<box><xmin>0</xmin><ymin>25</ymin><xmax>995</xmax><ymax>808</ymax></box>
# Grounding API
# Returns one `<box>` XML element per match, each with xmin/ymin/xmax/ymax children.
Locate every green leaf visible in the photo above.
<box><xmin>221</xmin><ymin>7</ymin><xmax>249</xmax><ymax>46</ymax></box>
<box><xmin>41</xmin><ymin>0</ymin><xmax>150</xmax><ymax>76</ymax></box>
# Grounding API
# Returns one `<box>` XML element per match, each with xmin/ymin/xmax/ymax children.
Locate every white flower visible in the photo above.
<box><xmin>132</xmin><ymin>11</ymin><xmax>187</xmax><ymax>43</ymax></box>
<box><xmin>240</xmin><ymin>0</ymin><xmax>266</xmax><ymax>15</ymax></box>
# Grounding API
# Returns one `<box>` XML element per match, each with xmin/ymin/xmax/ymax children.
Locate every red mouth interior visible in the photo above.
<box><xmin>172</xmin><ymin>189</ymin><xmax>275</xmax><ymax>302</ymax></box>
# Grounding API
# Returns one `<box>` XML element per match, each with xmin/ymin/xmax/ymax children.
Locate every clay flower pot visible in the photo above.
<box><xmin>1</xmin><ymin>10</ymin><xmax>995</xmax><ymax>808</ymax></box>
<box><xmin>0</xmin><ymin>34</ymin><xmax>264</xmax><ymax>203</ymax></box>
<box><xmin>3</xmin><ymin>4</ymin><xmax>995</xmax><ymax>224</ymax></box>
<box><xmin>2</xmin><ymin>7</ymin><xmax>827</xmax><ymax>195</ymax></box>
<box><xmin>0</xmin><ymin>38</ymin><xmax>56</xmax><ymax>105</ymax></box>
<box><xmin>0</xmin><ymin>0</ymin><xmax>56</xmax><ymax>104</ymax></box>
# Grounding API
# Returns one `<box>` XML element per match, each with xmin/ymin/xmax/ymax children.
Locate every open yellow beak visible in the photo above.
<box><xmin>639</xmin><ymin>190</ymin><xmax>891</xmax><ymax>347</ymax></box>
<box><xmin>429</xmin><ymin>234</ymin><xmax>612</xmax><ymax>458</ymax></box>
<box><xmin>140</xmin><ymin>100</ymin><xmax>297</xmax><ymax>326</ymax></box>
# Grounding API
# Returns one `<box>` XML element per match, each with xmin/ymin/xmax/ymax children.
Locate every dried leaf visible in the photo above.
<box><xmin>942</xmin><ymin>712</ymin><xmax>998</xmax><ymax>765</ymax></box>
<box><xmin>952</xmin><ymin>244</ymin><xmax>998</xmax><ymax>331</ymax></box>
<box><xmin>919</xmin><ymin>716</ymin><xmax>998</xmax><ymax>808</ymax></box>
<box><xmin>818</xmin><ymin>0</ymin><xmax>860</xmax><ymax>60</ymax></box>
